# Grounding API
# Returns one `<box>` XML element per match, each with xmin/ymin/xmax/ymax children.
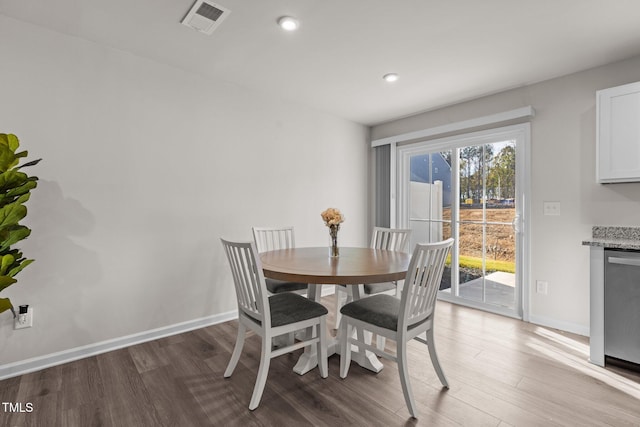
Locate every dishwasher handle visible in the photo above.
<box><xmin>608</xmin><ymin>256</ymin><xmax>640</xmax><ymax>267</ymax></box>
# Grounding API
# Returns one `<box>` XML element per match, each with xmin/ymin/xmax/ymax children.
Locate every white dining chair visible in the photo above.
<box><xmin>339</xmin><ymin>238</ymin><xmax>454</xmax><ymax>419</ymax></box>
<box><xmin>364</xmin><ymin>226</ymin><xmax>412</xmax><ymax>294</ymax></box>
<box><xmin>221</xmin><ymin>238</ymin><xmax>328</xmax><ymax>410</ymax></box>
<box><xmin>334</xmin><ymin>227</ymin><xmax>411</xmax><ymax>334</ymax></box>
<box><xmin>252</xmin><ymin>226</ymin><xmax>309</xmax><ymax>295</ymax></box>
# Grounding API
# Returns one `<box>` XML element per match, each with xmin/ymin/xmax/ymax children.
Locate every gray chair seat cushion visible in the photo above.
<box><xmin>340</xmin><ymin>294</ymin><xmax>400</xmax><ymax>331</ymax></box>
<box><xmin>340</xmin><ymin>295</ymin><xmax>428</xmax><ymax>331</ymax></box>
<box><xmin>265</xmin><ymin>278</ymin><xmax>308</xmax><ymax>294</ymax></box>
<box><xmin>363</xmin><ymin>282</ymin><xmax>396</xmax><ymax>295</ymax></box>
<box><xmin>269</xmin><ymin>292</ymin><xmax>328</xmax><ymax>327</ymax></box>
<box><xmin>340</xmin><ymin>295</ymin><xmax>400</xmax><ymax>331</ymax></box>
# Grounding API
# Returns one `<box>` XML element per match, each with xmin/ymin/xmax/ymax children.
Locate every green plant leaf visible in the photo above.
<box><xmin>0</xmin><ymin>170</ymin><xmax>30</xmax><ymax>193</ymax></box>
<box><xmin>8</xmin><ymin>259</ymin><xmax>33</xmax><ymax>277</ymax></box>
<box><xmin>0</xmin><ymin>134</ymin><xmax>20</xmax><ymax>173</ymax></box>
<box><xmin>0</xmin><ymin>203</ymin><xmax>27</xmax><ymax>228</ymax></box>
<box><xmin>1</xmin><ymin>248</ymin><xmax>22</xmax><ymax>258</ymax></box>
<box><xmin>0</xmin><ymin>254</ymin><xmax>15</xmax><ymax>275</ymax></box>
<box><xmin>0</xmin><ymin>226</ymin><xmax>31</xmax><ymax>252</ymax></box>
<box><xmin>0</xmin><ymin>185</ymin><xmax>35</xmax><ymax>210</ymax></box>
<box><xmin>0</xmin><ymin>146</ymin><xmax>18</xmax><ymax>173</ymax></box>
<box><xmin>0</xmin><ymin>134</ymin><xmax>19</xmax><ymax>151</ymax></box>
<box><xmin>0</xmin><ymin>297</ymin><xmax>14</xmax><ymax>316</ymax></box>
<box><xmin>6</xmin><ymin>134</ymin><xmax>19</xmax><ymax>151</ymax></box>
<box><xmin>0</xmin><ymin>275</ymin><xmax>17</xmax><ymax>292</ymax></box>
<box><xmin>15</xmin><ymin>192</ymin><xmax>32</xmax><ymax>205</ymax></box>
<box><xmin>5</xmin><ymin>182</ymin><xmax>36</xmax><ymax>201</ymax></box>
<box><xmin>17</xmin><ymin>158</ymin><xmax>42</xmax><ymax>169</ymax></box>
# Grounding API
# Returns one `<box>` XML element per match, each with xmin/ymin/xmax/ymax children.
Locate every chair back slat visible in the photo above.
<box><xmin>370</xmin><ymin>227</ymin><xmax>411</xmax><ymax>253</ymax></box>
<box><xmin>252</xmin><ymin>226</ymin><xmax>295</xmax><ymax>253</ymax></box>
<box><xmin>400</xmin><ymin>239</ymin><xmax>453</xmax><ymax>330</ymax></box>
<box><xmin>221</xmin><ymin>239</ymin><xmax>269</xmax><ymax>326</ymax></box>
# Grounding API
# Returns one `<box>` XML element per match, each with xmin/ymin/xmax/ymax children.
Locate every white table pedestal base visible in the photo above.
<box><xmin>293</xmin><ymin>284</ymin><xmax>384</xmax><ymax>375</ymax></box>
<box><xmin>293</xmin><ymin>337</ymin><xmax>383</xmax><ymax>375</ymax></box>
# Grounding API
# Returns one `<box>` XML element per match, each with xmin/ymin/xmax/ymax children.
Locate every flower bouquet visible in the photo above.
<box><xmin>321</xmin><ymin>208</ymin><xmax>345</xmax><ymax>257</ymax></box>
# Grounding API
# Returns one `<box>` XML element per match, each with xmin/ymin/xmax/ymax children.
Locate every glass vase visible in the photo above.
<box><xmin>329</xmin><ymin>225</ymin><xmax>339</xmax><ymax>257</ymax></box>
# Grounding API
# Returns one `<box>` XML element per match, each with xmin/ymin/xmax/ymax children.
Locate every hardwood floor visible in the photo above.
<box><xmin>2</xmin><ymin>296</ymin><xmax>640</xmax><ymax>426</ymax></box>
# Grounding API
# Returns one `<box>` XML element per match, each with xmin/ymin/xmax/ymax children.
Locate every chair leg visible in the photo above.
<box><xmin>374</xmin><ymin>282</ymin><xmax>397</xmax><ymax>351</ymax></box>
<box><xmin>394</xmin><ymin>280</ymin><xmax>403</xmax><ymax>296</ymax></box>
<box><xmin>397</xmin><ymin>340</ymin><xmax>418</xmax><ymax>418</ymax></box>
<box><xmin>249</xmin><ymin>334</ymin><xmax>272</xmax><ymax>411</ymax></box>
<box><xmin>426</xmin><ymin>328</ymin><xmax>449</xmax><ymax>388</ymax></box>
<box><xmin>224</xmin><ymin>322</ymin><xmax>246</xmax><ymax>378</ymax></box>
<box><xmin>334</xmin><ymin>285</ymin><xmax>347</xmax><ymax>329</ymax></box>
<box><xmin>339</xmin><ymin>320</ymin><xmax>351</xmax><ymax>378</ymax></box>
<box><xmin>318</xmin><ymin>317</ymin><xmax>328</xmax><ymax>378</ymax></box>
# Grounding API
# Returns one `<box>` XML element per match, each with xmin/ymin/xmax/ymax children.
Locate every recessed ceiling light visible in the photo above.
<box><xmin>383</xmin><ymin>73</ymin><xmax>399</xmax><ymax>83</ymax></box>
<box><xmin>278</xmin><ymin>16</ymin><xmax>299</xmax><ymax>31</ymax></box>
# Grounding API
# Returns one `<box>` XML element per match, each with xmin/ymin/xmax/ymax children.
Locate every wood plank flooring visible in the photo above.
<box><xmin>2</xmin><ymin>296</ymin><xmax>640</xmax><ymax>426</ymax></box>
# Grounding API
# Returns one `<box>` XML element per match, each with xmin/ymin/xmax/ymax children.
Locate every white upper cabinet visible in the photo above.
<box><xmin>597</xmin><ymin>81</ymin><xmax>640</xmax><ymax>183</ymax></box>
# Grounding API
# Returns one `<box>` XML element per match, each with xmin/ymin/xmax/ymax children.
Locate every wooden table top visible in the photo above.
<box><xmin>260</xmin><ymin>247</ymin><xmax>411</xmax><ymax>285</ymax></box>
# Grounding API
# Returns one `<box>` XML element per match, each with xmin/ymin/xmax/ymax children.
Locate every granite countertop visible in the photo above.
<box><xmin>582</xmin><ymin>226</ymin><xmax>640</xmax><ymax>250</ymax></box>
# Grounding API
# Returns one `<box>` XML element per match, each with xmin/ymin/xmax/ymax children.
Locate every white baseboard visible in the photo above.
<box><xmin>528</xmin><ymin>314</ymin><xmax>589</xmax><ymax>337</ymax></box>
<box><xmin>0</xmin><ymin>286</ymin><xmax>337</xmax><ymax>381</ymax></box>
<box><xmin>0</xmin><ymin>310</ymin><xmax>238</xmax><ymax>381</ymax></box>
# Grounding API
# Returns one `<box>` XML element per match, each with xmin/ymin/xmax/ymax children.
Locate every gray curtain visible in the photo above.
<box><xmin>374</xmin><ymin>145</ymin><xmax>390</xmax><ymax>227</ymax></box>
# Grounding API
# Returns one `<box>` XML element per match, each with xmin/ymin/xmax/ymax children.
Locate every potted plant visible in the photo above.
<box><xmin>0</xmin><ymin>133</ymin><xmax>40</xmax><ymax>318</ymax></box>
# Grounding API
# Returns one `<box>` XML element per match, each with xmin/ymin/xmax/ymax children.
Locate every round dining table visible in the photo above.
<box><xmin>261</xmin><ymin>246</ymin><xmax>411</xmax><ymax>375</ymax></box>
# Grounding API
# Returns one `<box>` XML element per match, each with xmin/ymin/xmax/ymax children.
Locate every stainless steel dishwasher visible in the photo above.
<box><xmin>604</xmin><ymin>249</ymin><xmax>640</xmax><ymax>366</ymax></box>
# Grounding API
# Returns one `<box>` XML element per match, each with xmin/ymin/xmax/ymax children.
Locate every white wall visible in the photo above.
<box><xmin>372</xmin><ymin>55</ymin><xmax>640</xmax><ymax>335</ymax></box>
<box><xmin>0</xmin><ymin>16</ymin><xmax>369</xmax><ymax>366</ymax></box>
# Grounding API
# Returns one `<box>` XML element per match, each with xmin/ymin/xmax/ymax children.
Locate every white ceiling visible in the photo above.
<box><xmin>3</xmin><ymin>0</ymin><xmax>640</xmax><ymax>125</ymax></box>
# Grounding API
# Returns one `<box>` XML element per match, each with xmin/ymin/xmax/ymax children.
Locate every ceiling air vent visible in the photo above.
<box><xmin>181</xmin><ymin>0</ymin><xmax>231</xmax><ymax>35</ymax></box>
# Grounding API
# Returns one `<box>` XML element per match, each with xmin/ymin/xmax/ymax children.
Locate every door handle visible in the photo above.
<box><xmin>511</xmin><ymin>214</ymin><xmax>521</xmax><ymax>233</ymax></box>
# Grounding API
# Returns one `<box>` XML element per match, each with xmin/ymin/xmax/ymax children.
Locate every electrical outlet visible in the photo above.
<box><xmin>14</xmin><ymin>307</ymin><xmax>33</xmax><ymax>330</ymax></box>
<box><xmin>536</xmin><ymin>281</ymin><xmax>548</xmax><ymax>295</ymax></box>
<box><xmin>543</xmin><ymin>201</ymin><xmax>561</xmax><ymax>216</ymax></box>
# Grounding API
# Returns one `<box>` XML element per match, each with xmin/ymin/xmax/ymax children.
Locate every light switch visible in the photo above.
<box><xmin>543</xmin><ymin>201</ymin><xmax>561</xmax><ymax>216</ymax></box>
<box><xmin>536</xmin><ymin>280</ymin><xmax>548</xmax><ymax>295</ymax></box>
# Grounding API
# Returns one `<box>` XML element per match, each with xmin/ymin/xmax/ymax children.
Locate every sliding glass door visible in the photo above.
<box><xmin>397</xmin><ymin>124</ymin><xmax>529</xmax><ymax>318</ymax></box>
